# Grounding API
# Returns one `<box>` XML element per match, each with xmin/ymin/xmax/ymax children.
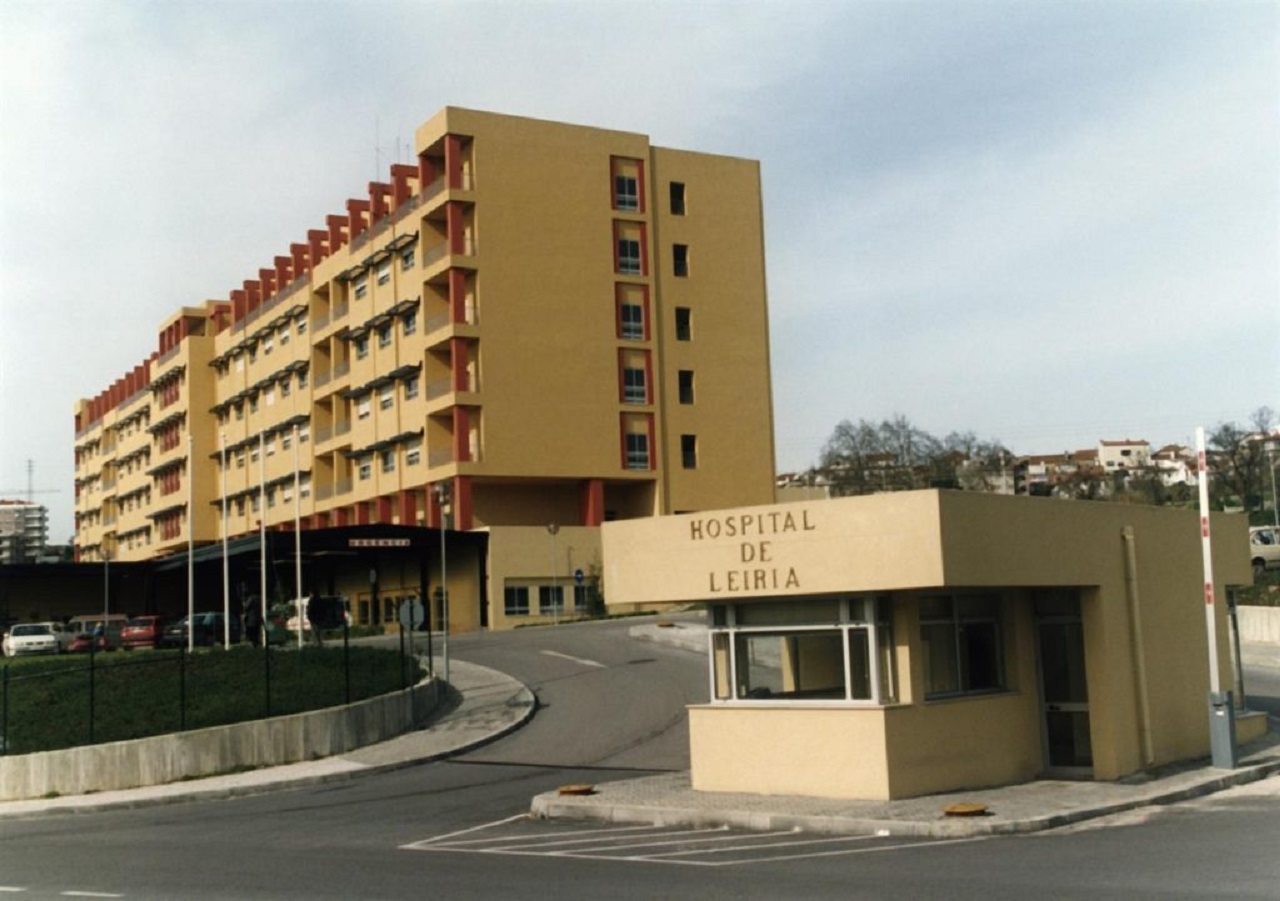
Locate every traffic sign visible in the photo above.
<box><xmin>399</xmin><ymin>598</ymin><xmax>425</xmax><ymax>628</ymax></box>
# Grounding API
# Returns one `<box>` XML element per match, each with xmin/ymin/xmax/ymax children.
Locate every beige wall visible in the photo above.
<box><xmin>485</xmin><ymin>525</ymin><xmax>601</xmax><ymax>630</ymax></box>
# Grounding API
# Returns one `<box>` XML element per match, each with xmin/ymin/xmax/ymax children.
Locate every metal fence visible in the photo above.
<box><xmin>1</xmin><ymin>632</ymin><xmax>428</xmax><ymax>756</ymax></box>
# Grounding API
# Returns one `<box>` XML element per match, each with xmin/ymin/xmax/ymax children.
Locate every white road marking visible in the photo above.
<box><xmin>540</xmin><ymin>650</ymin><xmax>605</xmax><ymax>668</ymax></box>
<box><xmin>400</xmin><ymin>813</ymin><xmax>528</xmax><ymax>848</ymax></box>
<box><xmin>61</xmin><ymin>893</ymin><xmax>124</xmax><ymax>899</ymax></box>
<box><xmin>403</xmin><ymin>817</ymin><xmax>986</xmax><ymax>867</ymax></box>
<box><xmin>0</xmin><ymin>889</ymin><xmax>27</xmax><ymax>894</ymax></box>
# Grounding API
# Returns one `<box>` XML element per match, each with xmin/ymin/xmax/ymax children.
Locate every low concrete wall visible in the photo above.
<box><xmin>0</xmin><ymin>675</ymin><xmax>440</xmax><ymax>802</ymax></box>
<box><xmin>1237</xmin><ymin>606</ymin><xmax>1280</xmax><ymax>644</ymax></box>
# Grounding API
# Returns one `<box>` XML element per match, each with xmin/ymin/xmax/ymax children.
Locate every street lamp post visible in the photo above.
<box><xmin>547</xmin><ymin>522</ymin><xmax>560</xmax><ymax>627</ymax></box>
<box><xmin>435</xmin><ymin>482</ymin><xmax>450</xmax><ymax>685</ymax></box>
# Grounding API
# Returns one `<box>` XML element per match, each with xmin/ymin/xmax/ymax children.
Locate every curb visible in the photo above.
<box><xmin>530</xmin><ymin>756</ymin><xmax>1280</xmax><ymax>838</ymax></box>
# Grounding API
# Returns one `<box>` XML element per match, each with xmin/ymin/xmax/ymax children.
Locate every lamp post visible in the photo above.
<box><xmin>187</xmin><ymin>434</ymin><xmax>195</xmax><ymax>653</ymax></box>
<box><xmin>436</xmin><ymin>482</ymin><xmax>450</xmax><ymax>685</ymax></box>
<box><xmin>294</xmin><ymin>423</ymin><xmax>303</xmax><ymax>651</ymax></box>
<box><xmin>259</xmin><ymin>431</ymin><xmax>267</xmax><ymax>647</ymax></box>
<box><xmin>547</xmin><ymin>522</ymin><xmax>560</xmax><ymax>626</ymax></box>
<box><xmin>221</xmin><ymin>431</ymin><xmax>230</xmax><ymax>648</ymax></box>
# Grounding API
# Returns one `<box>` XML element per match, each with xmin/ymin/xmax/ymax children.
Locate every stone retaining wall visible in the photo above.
<box><xmin>1237</xmin><ymin>605</ymin><xmax>1280</xmax><ymax>644</ymax></box>
<box><xmin>0</xmin><ymin>676</ymin><xmax>439</xmax><ymax>802</ymax></box>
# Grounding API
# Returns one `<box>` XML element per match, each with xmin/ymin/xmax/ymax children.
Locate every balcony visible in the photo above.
<box><xmin>422</xmin><ymin>236</ymin><xmax>476</xmax><ymax>270</ymax></box>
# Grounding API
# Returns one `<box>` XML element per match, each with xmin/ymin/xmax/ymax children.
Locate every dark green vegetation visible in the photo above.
<box><xmin>1</xmin><ymin>645</ymin><xmax>412</xmax><ymax>755</ymax></box>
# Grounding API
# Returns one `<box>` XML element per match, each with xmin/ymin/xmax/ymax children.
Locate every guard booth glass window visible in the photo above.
<box><xmin>920</xmin><ymin>594</ymin><xmax>1005</xmax><ymax>698</ymax></box>
<box><xmin>709</xmin><ymin>597</ymin><xmax>895</xmax><ymax>705</ymax></box>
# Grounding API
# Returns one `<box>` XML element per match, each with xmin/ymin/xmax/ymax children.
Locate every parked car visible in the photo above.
<box><xmin>120</xmin><ymin>615</ymin><xmax>167</xmax><ymax>650</ymax></box>
<box><xmin>1250</xmin><ymin>526</ymin><xmax>1280</xmax><ymax>577</ymax></box>
<box><xmin>160</xmin><ymin>613</ymin><xmax>242</xmax><ymax>648</ymax></box>
<box><xmin>2</xmin><ymin>622</ymin><xmax>71</xmax><ymax>657</ymax></box>
<box><xmin>66</xmin><ymin>631</ymin><xmax>109</xmax><ymax>653</ymax></box>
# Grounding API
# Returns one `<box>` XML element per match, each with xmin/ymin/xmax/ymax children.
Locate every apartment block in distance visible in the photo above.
<box><xmin>73</xmin><ymin>107</ymin><xmax>776</xmax><ymax>630</ymax></box>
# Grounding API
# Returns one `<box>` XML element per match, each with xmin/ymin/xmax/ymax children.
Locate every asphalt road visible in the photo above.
<box><xmin>0</xmin><ymin>619</ymin><xmax>1277</xmax><ymax>901</ymax></box>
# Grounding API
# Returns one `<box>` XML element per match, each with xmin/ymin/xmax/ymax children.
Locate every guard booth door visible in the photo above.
<box><xmin>1035</xmin><ymin>591</ymin><xmax>1093</xmax><ymax>776</ymax></box>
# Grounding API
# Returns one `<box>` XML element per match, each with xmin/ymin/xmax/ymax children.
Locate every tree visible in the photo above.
<box><xmin>1208</xmin><ymin>407</ymin><xmax>1275</xmax><ymax>514</ymax></box>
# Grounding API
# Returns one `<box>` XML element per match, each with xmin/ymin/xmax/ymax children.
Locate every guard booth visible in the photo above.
<box><xmin>602</xmin><ymin>490</ymin><xmax>1264</xmax><ymax>801</ymax></box>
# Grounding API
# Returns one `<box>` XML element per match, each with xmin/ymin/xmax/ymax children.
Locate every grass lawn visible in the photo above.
<box><xmin>1</xmin><ymin>644</ymin><xmax>416</xmax><ymax>755</ymax></box>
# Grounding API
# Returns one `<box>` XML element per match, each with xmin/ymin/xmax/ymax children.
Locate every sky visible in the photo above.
<box><xmin>1</xmin><ymin>0</ymin><xmax>1277</xmax><ymax>543</ymax></box>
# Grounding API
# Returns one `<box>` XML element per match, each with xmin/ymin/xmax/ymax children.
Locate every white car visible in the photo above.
<box><xmin>2</xmin><ymin>622</ymin><xmax>71</xmax><ymax>657</ymax></box>
<box><xmin>1250</xmin><ymin>526</ymin><xmax>1280</xmax><ymax>577</ymax></box>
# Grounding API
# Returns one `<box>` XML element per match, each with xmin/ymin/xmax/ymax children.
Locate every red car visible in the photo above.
<box><xmin>66</xmin><ymin>631</ymin><xmax>109</xmax><ymax>653</ymax></box>
<box><xmin>120</xmin><ymin>615</ymin><xmax>166</xmax><ymax>650</ymax></box>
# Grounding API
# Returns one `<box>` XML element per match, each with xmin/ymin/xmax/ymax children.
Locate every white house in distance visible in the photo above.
<box><xmin>1098</xmin><ymin>439</ymin><xmax>1151</xmax><ymax>472</ymax></box>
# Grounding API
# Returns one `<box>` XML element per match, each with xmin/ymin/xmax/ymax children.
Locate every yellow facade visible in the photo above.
<box><xmin>72</xmin><ymin>107</ymin><xmax>775</xmax><ymax>627</ymax></box>
<box><xmin>603</xmin><ymin>490</ymin><xmax>1257</xmax><ymax>800</ymax></box>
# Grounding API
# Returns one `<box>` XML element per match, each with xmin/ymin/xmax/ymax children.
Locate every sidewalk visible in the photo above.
<box><xmin>528</xmin><ymin>621</ymin><xmax>1280</xmax><ymax>838</ymax></box>
<box><xmin>0</xmin><ymin>658</ymin><xmax>535</xmax><ymax>820</ymax></box>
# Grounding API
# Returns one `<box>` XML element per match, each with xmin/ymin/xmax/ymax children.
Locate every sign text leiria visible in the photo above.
<box><xmin>688</xmin><ymin>510</ymin><xmax>816</xmax><ymax>593</ymax></box>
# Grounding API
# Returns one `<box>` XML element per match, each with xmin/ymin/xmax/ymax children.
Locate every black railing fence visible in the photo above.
<box><xmin>1</xmin><ymin>632</ymin><xmax>421</xmax><ymax>756</ymax></box>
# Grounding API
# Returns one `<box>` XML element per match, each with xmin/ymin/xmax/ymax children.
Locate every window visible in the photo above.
<box><xmin>354</xmin><ymin>277</ymin><xmax>368</xmax><ymax>299</ymax></box>
<box><xmin>920</xmin><ymin>594</ymin><xmax>1005</xmax><ymax>698</ymax></box>
<box><xmin>620</xmin><ymin>302</ymin><xmax>644</xmax><ymax>340</ymax></box>
<box><xmin>282</xmin><ymin>483</ymin><xmax>293</xmax><ymax>502</ymax></box>
<box><xmin>357</xmin><ymin>458</ymin><xmax>372</xmax><ymax>481</ymax></box>
<box><xmin>298</xmin><ymin>422</ymin><xmax>310</xmax><ymax>443</ymax></box>
<box><xmin>504</xmin><ymin>585</ymin><xmax>530</xmax><ymax>616</ymax></box>
<box><xmin>279</xmin><ymin>327</ymin><xmax>289</xmax><ymax>346</ymax></box>
<box><xmin>403</xmin><ymin>311</ymin><xmax>417</xmax><ymax>335</ymax></box>
<box><xmin>281</xmin><ymin>379</ymin><xmax>291</xmax><ymax>398</ymax></box>
<box><xmin>406</xmin><ymin>439</ymin><xmax>422</xmax><ymax>466</ymax></box>
<box><xmin>251</xmin><ymin>494</ymin><xmax>260</xmax><ymax>513</ymax></box>
<box><xmin>614</xmin><ymin>175</ymin><xmax>638</xmax><ymax>211</ymax></box>
<box><xmin>267</xmin><ymin>488</ymin><xmax>276</xmax><ymax>508</ymax></box>
<box><xmin>298</xmin><ymin>369</ymin><xmax>308</xmax><ymax>389</ymax></box>
<box><xmin>300</xmin><ymin>474</ymin><xmax>311</xmax><ymax>497</ymax></box>
<box><xmin>670</xmin><ymin>182</ymin><xmax>686</xmax><ymax>215</ymax></box>
<box><xmin>297</xmin><ymin>319</ymin><xmax>307</xmax><ymax>336</ymax></box>
<box><xmin>401</xmin><ymin>245</ymin><xmax>416</xmax><ymax>271</ymax></box>
<box><xmin>250</xmin><ymin>444</ymin><xmax>260</xmax><ymax>463</ymax></box>
<box><xmin>538</xmin><ymin>585</ymin><xmax>564</xmax><ymax>615</ymax></box>
<box><xmin>622</xmin><ymin>367</ymin><xmax>647</xmax><ymax>404</ymax></box>
<box><xmin>678</xmin><ymin>369</ymin><xmax>694</xmax><ymax>404</ymax></box>
<box><xmin>264</xmin><ymin>335</ymin><xmax>274</xmax><ymax>355</ymax></box>
<box><xmin>235</xmin><ymin>355</ymin><xmax>244</xmax><ymax>372</ymax></box>
<box><xmin>356</xmin><ymin>395</ymin><xmax>371</xmax><ymax>419</ymax></box>
<box><xmin>379</xmin><ymin>385</ymin><xmax>394</xmax><ymax>410</ymax></box>
<box><xmin>264</xmin><ymin>387</ymin><xmax>275</xmax><ymax>407</ymax></box>
<box><xmin>235</xmin><ymin>450</ymin><xmax>245</xmax><ymax>469</ymax></box>
<box><xmin>248</xmin><ymin>346</ymin><xmax>257</xmax><ymax>364</ymax></box>
<box><xmin>681</xmin><ymin>434</ymin><xmax>697</xmax><ymax>469</ymax></box>
<box><xmin>281</xmin><ymin>432</ymin><xmax>292</xmax><ymax>451</ymax></box>
<box><xmin>675</xmin><ymin>307</ymin><xmax>692</xmax><ymax>341</ymax></box>
<box><xmin>249</xmin><ymin>396</ymin><xmax>258</xmax><ymax>413</ymax></box>
<box><xmin>673</xmin><ymin>244</ymin><xmax>689</xmax><ymax>277</ymax></box>
<box><xmin>354</xmin><ymin>335</ymin><xmax>369</xmax><ymax>359</ymax></box>
<box><xmin>625</xmin><ymin>432</ymin><xmax>649</xmax><ymax>470</ymax></box>
<box><xmin>265</xmin><ymin>436</ymin><xmax>276</xmax><ymax>456</ymax></box>
<box><xmin>376</xmin><ymin>260</ymin><xmax>391</xmax><ymax>286</ymax></box>
<box><xmin>381</xmin><ymin>449</ymin><xmax>395</xmax><ymax>473</ymax></box>
<box><xmin>709</xmin><ymin>598</ymin><xmax>895</xmax><ymax>704</ymax></box>
<box><xmin>404</xmin><ymin>377</ymin><xmax>419</xmax><ymax>400</ymax></box>
<box><xmin>378</xmin><ymin>324</ymin><xmax>392</xmax><ymax>348</ymax></box>
<box><xmin>618</xmin><ymin>238</ymin><xmax>641</xmax><ymax>275</ymax></box>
